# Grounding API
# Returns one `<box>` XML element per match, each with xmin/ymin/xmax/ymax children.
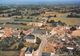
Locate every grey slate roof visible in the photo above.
<box><xmin>25</xmin><ymin>47</ymin><xmax>34</xmax><ymax>54</ymax></box>
<box><xmin>24</xmin><ymin>34</ymin><xmax>35</xmax><ymax>39</ymax></box>
<box><xmin>32</xmin><ymin>28</ymin><xmax>47</xmax><ymax>35</ymax></box>
<box><xmin>42</xmin><ymin>52</ymin><xmax>51</xmax><ymax>56</ymax></box>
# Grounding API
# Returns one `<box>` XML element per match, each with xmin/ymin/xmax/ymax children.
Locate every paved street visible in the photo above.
<box><xmin>34</xmin><ymin>34</ymin><xmax>51</xmax><ymax>56</ymax></box>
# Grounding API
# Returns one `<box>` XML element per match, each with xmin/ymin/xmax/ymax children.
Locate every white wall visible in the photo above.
<box><xmin>25</xmin><ymin>54</ymin><xmax>32</xmax><ymax>56</ymax></box>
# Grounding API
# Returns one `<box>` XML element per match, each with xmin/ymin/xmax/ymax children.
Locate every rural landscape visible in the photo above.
<box><xmin>0</xmin><ymin>0</ymin><xmax>80</xmax><ymax>56</ymax></box>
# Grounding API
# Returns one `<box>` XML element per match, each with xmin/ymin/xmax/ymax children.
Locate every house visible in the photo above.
<box><xmin>12</xmin><ymin>29</ymin><xmax>21</xmax><ymax>38</ymax></box>
<box><xmin>19</xmin><ymin>47</ymin><xmax>34</xmax><ymax>56</ymax></box>
<box><xmin>27</xmin><ymin>22</ymin><xmax>43</xmax><ymax>27</ymax></box>
<box><xmin>24</xmin><ymin>34</ymin><xmax>36</xmax><ymax>43</ymax></box>
<box><xmin>43</xmin><ymin>41</ymin><xmax>64</xmax><ymax>55</ymax></box>
<box><xmin>0</xmin><ymin>27</ymin><xmax>13</xmax><ymax>39</ymax></box>
<box><xmin>0</xmin><ymin>30</ymin><xmax>4</xmax><ymax>37</ymax></box>
<box><xmin>50</xmin><ymin>26</ymin><xmax>65</xmax><ymax>35</ymax></box>
<box><xmin>78</xmin><ymin>26</ymin><xmax>80</xmax><ymax>29</ymax></box>
<box><xmin>4</xmin><ymin>27</ymin><xmax>13</xmax><ymax>37</ymax></box>
<box><xmin>32</xmin><ymin>22</ymin><xmax>43</xmax><ymax>27</ymax></box>
<box><xmin>42</xmin><ymin>52</ymin><xmax>55</xmax><ymax>56</ymax></box>
<box><xmin>65</xmin><ymin>26</ymin><xmax>70</xmax><ymax>30</ymax></box>
<box><xmin>42</xmin><ymin>52</ymin><xmax>51</xmax><ymax>56</ymax></box>
<box><xmin>32</xmin><ymin>28</ymin><xmax>50</xmax><ymax>36</ymax></box>
<box><xmin>77</xmin><ymin>26</ymin><xmax>80</xmax><ymax>29</ymax></box>
<box><xmin>23</xmin><ymin>28</ymin><xmax>33</xmax><ymax>35</ymax></box>
<box><xmin>25</xmin><ymin>47</ymin><xmax>34</xmax><ymax>56</ymax></box>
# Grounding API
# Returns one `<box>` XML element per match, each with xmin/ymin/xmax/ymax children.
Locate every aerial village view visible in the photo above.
<box><xmin>0</xmin><ymin>0</ymin><xmax>80</xmax><ymax>56</ymax></box>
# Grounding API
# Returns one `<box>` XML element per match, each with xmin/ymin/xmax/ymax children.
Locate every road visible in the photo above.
<box><xmin>38</xmin><ymin>36</ymin><xmax>47</xmax><ymax>56</ymax></box>
<box><xmin>34</xmin><ymin>34</ymin><xmax>52</xmax><ymax>56</ymax></box>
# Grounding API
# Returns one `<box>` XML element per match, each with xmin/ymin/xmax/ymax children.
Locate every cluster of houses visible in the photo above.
<box><xmin>0</xmin><ymin>24</ymin><xmax>80</xmax><ymax>56</ymax></box>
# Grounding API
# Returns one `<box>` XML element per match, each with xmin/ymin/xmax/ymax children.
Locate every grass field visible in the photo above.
<box><xmin>48</xmin><ymin>17</ymin><xmax>80</xmax><ymax>25</ymax></box>
<box><xmin>0</xmin><ymin>50</ymin><xmax>19</xmax><ymax>56</ymax></box>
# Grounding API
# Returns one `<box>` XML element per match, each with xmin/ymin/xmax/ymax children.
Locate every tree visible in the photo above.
<box><xmin>18</xmin><ymin>42</ymin><xmax>24</xmax><ymax>50</ymax></box>
<box><xmin>36</xmin><ymin>37</ymin><xmax>41</xmax><ymax>44</ymax></box>
<box><xmin>47</xmin><ymin>20</ymin><xmax>55</xmax><ymax>23</ymax></box>
<box><xmin>70</xmin><ymin>26</ymin><xmax>76</xmax><ymax>31</ymax></box>
<box><xmin>33</xmin><ymin>44</ymin><xmax>39</xmax><ymax>51</ymax></box>
<box><xmin>54</xmin><ymin>14</ymin><xmax>56</xmax><ymax>17</ymax></box>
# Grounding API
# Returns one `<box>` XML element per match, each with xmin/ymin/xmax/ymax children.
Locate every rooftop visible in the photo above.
<box><xmin>24</xmin><ymin>34</ymin><xmax>35</xmax><ymax>39</ymax></box>
<box><xmin>32</xmin><ymin>28</ymin><xmax>48</xmax><ymax>35</ymax></box>
<box><xmin>42</xmin><ymin>52</ymin><xmax>51</xmax><ymax>56</ymax></box>
<box><xmin>25</xmin><ymin>47</ymin><xmax>34</xmax><ymax>54</ymax></box>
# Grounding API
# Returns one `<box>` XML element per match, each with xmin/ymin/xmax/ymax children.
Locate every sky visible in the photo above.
<box><xmin>0</xmin><ymin>0</ymin><xmax>80</xmax><ymax>5</ymax></box>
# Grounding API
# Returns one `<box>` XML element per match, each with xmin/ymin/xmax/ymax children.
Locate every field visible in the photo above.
<box><xmin>49</xmin><ymin>17</ymin><xmax>80</xmax><ymax>25</ymax></box>
<box><xmin>0</xmin><ymin>50</ymin><xmax>19</xmax><ymax>56</ymax></box>
<box><xmin>44</xmin><ymin>12</ymin><xmax>80</xmax><ymax>25</ymax></box>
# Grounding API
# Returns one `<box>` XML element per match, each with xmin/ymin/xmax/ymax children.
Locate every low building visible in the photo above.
<box><xmin>42</xmin><ymin>52</ymin><xmax>51</xmax><ymax>56</ymax></box>
<box><xmin>27</xmin><ymin>22</ymin><xmax>43</xmax><ymax>27</ymax></box>
<box><xmin>65</xmin><ymin>26</ymin><xmax>70</xmax><ymax>30</ymax></box>
<box><xmin>0</xmin><ymin>30</ymin><xmax>4</xmax><ymax>37</ymax></box>
<box><xmin>3</xmin><ymin>27</ymin><xmax>13</xmax><ymax>37</ymax></box>
<box><xmin>50</xmin><ymin>26</ymin><xmax>65</xmax><ymax>35</ymax></box>
<box><xmin>32</xmin><ymin>28</ymin><xmax>50</xmax><ymax>36</ymax></box>
<box><xmin>25</xmin><ymin>47</ymin><xmax>34</xmax><ymax>56</ymax></box>
<box><xmin>12</xmin><ymin>29</ymin><xmax>21</xmax><ymax>38</ymax></box>
<box><xmin>77</xmin><ymin>26</ymin><xmax>80</xmax><ymax>29</ymax></box>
